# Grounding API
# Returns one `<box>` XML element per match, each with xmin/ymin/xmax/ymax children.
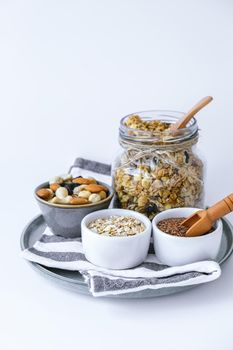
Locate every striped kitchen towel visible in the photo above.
<box><xmin>21</xmin><ymin>226</ymin><xmax>221</xmax><ymax>297</ymax></box>
<box><xmin>21</xmin><ymin>158</ymin><xmax>221</xmax><ymax>297</ymax></box>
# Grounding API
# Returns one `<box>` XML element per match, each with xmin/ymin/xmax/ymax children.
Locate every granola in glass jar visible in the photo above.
<box><xmin>113</xmin><ymin>111</ymin><xmax>204</xmax><ymax>220</ymax></box>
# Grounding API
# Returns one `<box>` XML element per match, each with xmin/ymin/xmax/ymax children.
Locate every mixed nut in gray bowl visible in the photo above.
<box><xmin>35</xmin><ymin>174</ymin><xmax>114</xmax><ymax>238</ymax></box>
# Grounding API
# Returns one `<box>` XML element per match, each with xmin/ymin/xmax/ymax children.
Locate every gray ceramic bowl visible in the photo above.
<box><xmin>34</xmin><ymin>181</ymin><xmax>114</xmax><ymax>238</ymax></box>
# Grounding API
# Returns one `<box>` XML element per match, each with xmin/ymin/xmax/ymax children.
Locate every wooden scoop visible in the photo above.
<box><xmin>182</xmin><ymin>193</ymin><xmax>233</xmax><ymax>237</ymax></box>
<box><xmin>171</xmin><ymin>96</ymin><xmax>213</xmax><ymax>133</ymax></box>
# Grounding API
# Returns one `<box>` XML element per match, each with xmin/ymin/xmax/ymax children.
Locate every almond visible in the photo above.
<box><xmin>70</xmin><ymin>197</ymin><xmax>89</xmax><ymax>205</ymax></box>
<box><xmin>50</xmin><ymin>183</ymin><xmax>60</xmax><ymax>192</ymax></box>
<box><xmin>72</xmin><ymin>177</ymin><xmax>94</xmax><ymax>185</ymax></box>
<box><xmin>86</xmin><ymin>177</ymin><xmax>97</xmax><ymax>184</ymax></box>
<box><xmin>56</xmin><ymin>187</ymin><xmax>69</xmax><ymax>199</ymax></box>
<box><xmin>36</xmin><ymin>188</ymin><xmax>54</xmax><ymax>201</ymax></box>
<box><xmin>84</xmin><ymin>184</ymin><xmax>108</xmax><ymax>193</ymax></box>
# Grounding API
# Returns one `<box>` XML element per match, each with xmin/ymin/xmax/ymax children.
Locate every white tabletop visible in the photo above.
<box><xmin>1</xmin><ymin>1</ymin><xmax>233</xmax><ymax>349</ymax></box>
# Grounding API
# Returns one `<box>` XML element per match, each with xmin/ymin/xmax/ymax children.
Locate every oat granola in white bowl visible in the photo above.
<box><xmin>81</xmin><ymin>209</ymin><xmax>151</xmax><ymax>269</ymax></box>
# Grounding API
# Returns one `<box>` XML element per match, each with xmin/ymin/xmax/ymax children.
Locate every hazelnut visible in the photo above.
<box><xmin>78</xmin><ymin>190</ymin><xmax>91</xmax><ymax>199</ymax></box>
<box><xmin>61</xmin><ymin>173</ymin><xmax>73</xmax><ymax>181</ymax></box>
<box><xmin>99</xmin><ymin>190</ymin><xmax>107</xmax><ymax>199</ymax></box>
<box><xmin>50</xmin><ymin>195</ymin><xmax>72</xmax><ymax>204</ymax></box>
<box><xmin>73</xmin><ymin>185</ymin><xmax>87</xmax><ymax>195</ymax></box>
<box><xmin>61</xmin><ymin>195</ymin><xmax>73</xmax><ymax>204</ymax></box>
<box><xmin>49</xmin><ymin>176</ymin><xmax>63</xmax><ymax>185</ymax></box>
<box><xmin>89</xmin><ymin>193</ymin><xmax>101</xmax><ymax>203</ymax></box>
<box><xmin>50</xmin><ymin>197</ymin><xmax>60</xmax><ymax>204</ymax></box>
<box><xmin>55</xmin><ymin>187</ymin><xmax>69</xmax><ymax>199</ymax></box>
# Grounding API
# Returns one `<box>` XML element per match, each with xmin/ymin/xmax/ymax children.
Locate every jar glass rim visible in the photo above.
<box><xmin>119</xmin><ymin>110</ymin><xmax>198</xmax><ymax>144</ymax></box>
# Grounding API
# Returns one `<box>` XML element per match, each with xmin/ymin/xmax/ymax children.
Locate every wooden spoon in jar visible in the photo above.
<box><xmin>181</xmin><ymin>193</ymin><xmax>233</xmax><ymax>237</ymax></box>
<box><xmin>170</xmin><ymin>96</ymin><xmax>213</xmax><ymax>133</ymax></box>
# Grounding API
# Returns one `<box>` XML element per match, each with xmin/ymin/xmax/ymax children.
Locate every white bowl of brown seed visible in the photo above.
<box><xmin>81</xmin><ymin>209</ymin><xmax>152</xmax><ymax>269</ymax></box>
<box><xmin>152</xmin><ymin>208</ymin><xmax>223</xmax><ymax>266</ymax></box>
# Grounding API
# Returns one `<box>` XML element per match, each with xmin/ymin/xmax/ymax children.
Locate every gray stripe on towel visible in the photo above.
<box><xmin>39</xmin><ymin>235</ymin><xmax>80</xmax><ymax>243</ymax></box>
<box><xmin>140</xmin><ymin>262</ymin><xmax>168</xmax><ymax>271</ymax></box>
<box><xmin>29</xmin><ymin>248</ymin><xmax>86</xmax><ymax>262</ymax></box>
<box><xmin>89</xmin><ymin>272</ymin><xmax>203</xmax><ymax>293</ymax></box>
<box><xmin>70</xmin><ymin>157</ymin><xmax>111</xmax><ymax>175</ymax></box>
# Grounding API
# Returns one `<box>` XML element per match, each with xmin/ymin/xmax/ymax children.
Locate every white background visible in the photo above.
<box><xmin>1</xmin><ymin>1</ymin><xmax>233</xmax><ymax>349</ymax></box>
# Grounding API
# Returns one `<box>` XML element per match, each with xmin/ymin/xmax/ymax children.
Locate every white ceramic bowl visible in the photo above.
<box><xmin>81</xmin><ymin>209</ymin><xmax>152</xmax><ymax>269</ymax></box>
<box><xmin>152</xmin><ymin>208</ymin><xmax>223</xmax><ymax>266</ymax></box>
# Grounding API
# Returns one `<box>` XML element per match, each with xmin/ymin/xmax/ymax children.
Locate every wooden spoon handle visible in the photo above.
<box><xmin>206</xmin><ymin>194</ymin><xmax>233</xmax><ymax>222</ymax></box>
<box><xmin>172</xmin><ymin>96</ymin><xmax>213</xmax><ymax>130</ymax></box>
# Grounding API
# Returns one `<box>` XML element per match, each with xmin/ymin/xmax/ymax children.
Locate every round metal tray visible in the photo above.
<box><xmin>20</xmin><ymin>215</ymin><xmax>233</xmax><ymax>298</ymax></box>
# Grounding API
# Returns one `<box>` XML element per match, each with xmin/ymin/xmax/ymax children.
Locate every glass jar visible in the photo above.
<box><xmin>113</xmin><ymin>111</ymin><xmax>205</xmax><ymax>220</ymax></box>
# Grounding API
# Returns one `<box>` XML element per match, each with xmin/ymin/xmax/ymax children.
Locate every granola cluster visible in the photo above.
<box><xmin>125</xmin><ymin>115</ymin><xmax>171</xmax><ymax>134</ymax></box>
<box><xmin>114</xmin><ymin>116</ymin><xmax>204</xmax><ymax>220</ymax></box>
<box><xmin>88</xmin><ymin>216</ymin><xmax>145</xmax><ymax>236</ymax></box>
